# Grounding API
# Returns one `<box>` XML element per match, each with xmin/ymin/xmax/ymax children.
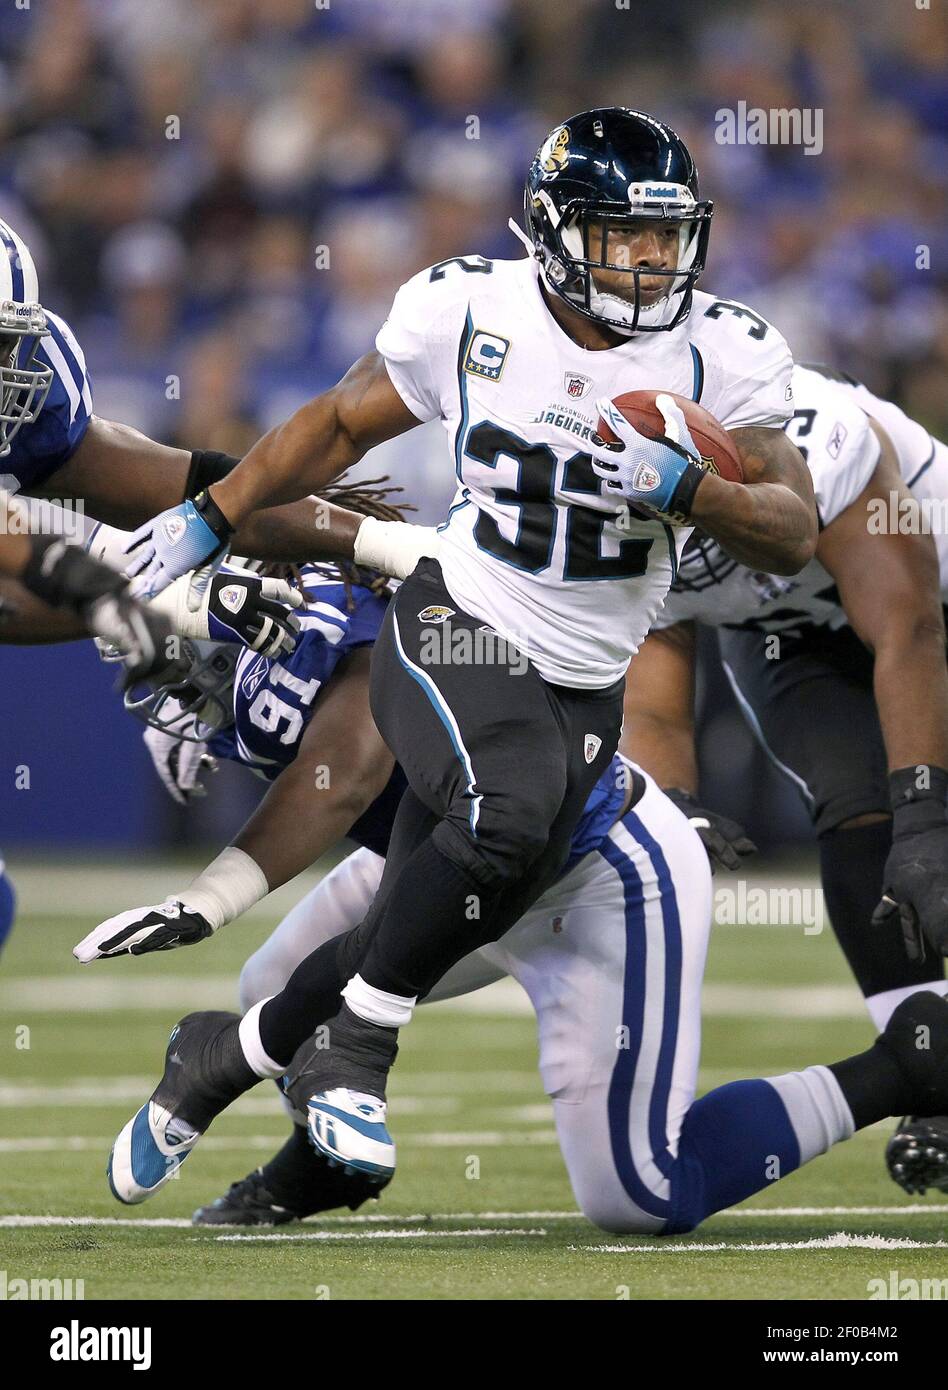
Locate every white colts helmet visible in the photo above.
<box><xmin>0</xmin><ymin>218</ymin><xmax>53</xmax><ymax>456</ymax></box>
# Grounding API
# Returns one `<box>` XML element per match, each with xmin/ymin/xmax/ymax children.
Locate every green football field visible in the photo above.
<box><xmin>1</xmin><ymin>860</ymin><xmax>947</xmax><ymax>1302</ymax></box>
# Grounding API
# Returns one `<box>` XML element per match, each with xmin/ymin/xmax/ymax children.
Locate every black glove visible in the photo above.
<box><xmin>74</xmin><ymin>900</ymin><xmax>215</xmax><ymax>961</ymax></box>
<box><xmin>21</xmin><ymin>536</ymin><xmax>176</xmax><ymax>687</ymax></box>
<box><xmin>872</xmin><ymin>766</ymin><xmax>948</xmax><ymax>961</ymax></box>
<box><xmin>205</xmin><ymin>571</ymin><xmax>302</xmax><ymax>656</ymax></box>
<box><xmin>664</xmin><ymin>787</ymin><xmax>758</xmax><ymax>871</ymax></box>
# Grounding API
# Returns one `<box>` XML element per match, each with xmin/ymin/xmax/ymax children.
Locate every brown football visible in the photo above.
<box><xmin>596</xmin><ymin>390</ymin><xmax>744</xmax><ymax>483</ymax></box>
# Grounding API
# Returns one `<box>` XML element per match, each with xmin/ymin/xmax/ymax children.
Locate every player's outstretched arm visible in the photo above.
<box><xmin>818</xmin><ymin>421</ymin><xmax>948</xmax><ymax>956</ymax></box>
<box><xmin>118</xmin><ymin>354</ymin><xmax>422</xmax><ymax>595</ymax></box>
<box><xmin>74</xmin><ymin>646</ymin><xmax>394</xmax><ymax>961</ymax></box>
<box><xmin>210</xmin><ymin>353</ymin><xmax>419</xmax><ymax>524</ymax></box>
<box><xmin>34</xmin><ymin>415</ymin><xmax>416</xmax><ymax>569</ymax></box>
<box><xmin>621</xmin><ymin>621</ymin><xmax>757</xmax><ymax>870</ymax></box>
<box><xmin>692</xmin><ymin>427</ymin><xmax>818</xmax><ymax>576</ymax></box>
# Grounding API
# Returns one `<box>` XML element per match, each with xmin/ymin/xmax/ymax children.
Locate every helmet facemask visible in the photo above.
<box><xmin>527</xmin><ymin>186</ymin><xmax>712</xmax><ymax>335</ymax></box>
<box><xmin>0</xmin><ymin>301</ymin><xmax>53</xmax><ymax>457</ymax></box>
<box><xmin>122</xmin><ymin>640</ymin><xmax>239</xmax><ymax>742</ymax></box>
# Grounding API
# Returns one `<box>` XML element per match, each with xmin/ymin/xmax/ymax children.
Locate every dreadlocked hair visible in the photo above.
<box><xmin>260</xmin><ymin>472</ymin><xmax>416</xmax><ymax>610</ymax></box>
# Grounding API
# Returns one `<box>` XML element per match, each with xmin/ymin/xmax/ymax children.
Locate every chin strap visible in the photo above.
<box><xmin>507</xmin><ymin>217</ymin><xmax>536</xmax><ymax>256</ymax></box>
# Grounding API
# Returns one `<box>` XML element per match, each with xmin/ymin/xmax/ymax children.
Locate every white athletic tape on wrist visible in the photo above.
<box><xmin>177</xmin><ymin>847</ymin><xmax>269</xmax><ymax>932</ymax></box>
<box><xmin>238</xmin><ymin>998</ymin><xmax>285</xmax><ymax>1079</ymax></box>
<box><xmin>353</xmin><ymin>516</ymin><xmax>441</xmax><ymax>580</ymax></box>
<box><xmin>342</xmin><ymin>972</ymin><xmax>416</xmax><ymax>1028</ymax></box>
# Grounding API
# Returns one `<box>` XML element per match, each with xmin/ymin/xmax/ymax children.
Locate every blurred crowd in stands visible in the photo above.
<box><xmin>0</xmin><ymin>0</ymin><xmax>944</xmax><ymax>460</ymax></box>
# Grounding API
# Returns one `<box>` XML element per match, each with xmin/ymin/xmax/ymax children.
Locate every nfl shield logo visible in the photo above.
<box><xmin>162</xmin><ymin>514</ymin><xmax>187</xmax><ymax>546</ymax></box>
<box><xmin>584</xmin><ymin>734</ymin><xmax>602</xmax><ymax>765</ymax></box>
<box><xmin>565</xmin><ymin>372</ymin><xmax>592</xmax><ymax>399</ymax></box>
<box><xmin>218</xmin><ymin>583</ymin><xmax>247</xmax><ymax>614</ymax></box>
<box><xmin>632</xmin><ymin>461</ymin><xmax>661</xmax><ymax>493</ymax></box>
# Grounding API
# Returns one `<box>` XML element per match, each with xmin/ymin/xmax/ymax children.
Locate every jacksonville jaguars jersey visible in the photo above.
<box><xmin>208</xmin><ymin>564</ymin><xmax>629</xmax><ymax>862</ymax></box>
<box><xmin>0</xmin><ymin>312</ymin><xmax>92</xmax><ymax>492</ymax></box>
<box><xmin>655</xmin><ymin>365</ymin><xmax>948</xmax><ymax>636</ymax></box>
<box><xmin>376</xmin><ymin>255</ymin><xmax>793</xmax><ymax>689</ymax></box>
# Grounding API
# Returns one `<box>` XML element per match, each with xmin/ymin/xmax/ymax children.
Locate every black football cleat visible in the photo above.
<box><xmin>886</xmin><ymin>1116</ymin><xmax>948</xmax><ymax>1196</ymax></box>
<box><xmin>192</xmin><ymin>1153</ymin><xmax>387</xmax><ymax>1227</ymax></box>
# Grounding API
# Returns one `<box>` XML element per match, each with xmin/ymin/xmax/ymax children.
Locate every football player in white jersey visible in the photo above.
<box><xmin>113</xmin><ymin>107</ymin><xmax>818</xmax><ymax>1184</ymax></box>
<box><xmin>623</xmin><ymin>364</ymin><xmax>948</xmax><ymax>1193</ymax></box>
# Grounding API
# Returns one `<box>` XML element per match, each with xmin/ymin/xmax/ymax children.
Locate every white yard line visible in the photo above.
<box><xmin>215</xmin><ymin>1227</ymin><xmax>548</xmax><ymax>1242</ymax></box>
<box><xmin>582</xmin><ymin>1234</ymin><xmax>948</xmax><ymax>1254</ymax></box>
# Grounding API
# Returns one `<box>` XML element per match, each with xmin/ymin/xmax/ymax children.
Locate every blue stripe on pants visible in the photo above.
<box><xmin>599</xmin><ymin>830</ymin><xmax>680</xmax><ymax>1221</ymax></box>
<box><xmin>620</xmin><ymin>808</ymin><xmax>683</xmax><ymax>1181</ymax></box>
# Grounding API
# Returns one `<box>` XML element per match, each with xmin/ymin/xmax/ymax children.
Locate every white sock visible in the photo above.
<box><xmin>342</xmin><ymin>973</ymin><xmax>416</xmax><ymax>1028</ymax></box>
<box><xmin>766</xmin><ymin>1065</ymin><xmax>855</xmax><ymax>1163</ymax></box>
<box><xmin>865</xmin><ymin>979</ymin><xmax>948</xmax><ymax>1032</ymax></box>
<box><xmin>238</xmin><ymin>999</ymin><xmax>285</xmax><ymax>1079</ymax></box>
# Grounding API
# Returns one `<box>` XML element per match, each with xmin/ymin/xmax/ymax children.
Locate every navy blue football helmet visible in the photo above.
<box><xmin>521</xmin><ymin>108</ymin><xmax>713</xmax><ymax>335</ymax></box>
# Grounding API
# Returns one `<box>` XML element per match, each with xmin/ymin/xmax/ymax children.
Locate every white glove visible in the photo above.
<box><xmin>74</xmin><ymin>899</ymin><xmax>215</xmax><ymax>961</ymax></box>
<box><xmin>143</xmin><ymin>702</ymin><xmax>217</xmax><ymax>805</ymax></box>
<box><xmin>589</xmin><ymin>393</ymin><xmax>705</xmax><ymax>521</ymax></box>
<box><xmin>353</xmin><ymin>517</ymin><xmax>441</xmax><ymax>579</ymax></box>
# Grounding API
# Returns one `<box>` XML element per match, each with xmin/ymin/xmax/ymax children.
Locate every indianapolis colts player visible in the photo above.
<box><xmin>624</xmin><ymin>365</ymin><xmax>948</xmax><ymax>1195</ymax></box>
<box><xmin>74</xmin><ymin>534</ymin><xmax>948</xmax><ymax>1234</ymax></box>
<box><xmin>0</xmin><ymin>485</ymin><xmax>177</xmax><ymax>953</ymax></box>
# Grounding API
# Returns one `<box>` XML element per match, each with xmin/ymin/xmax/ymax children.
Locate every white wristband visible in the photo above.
<box><xmin>177</xmin><ymin>846</ymin><xmax>269</xmax><ymax>932</ymax></box>
<box><xmin>353</xmin><ymin>516</ymin><xmax>441</xmax><ymax>580</ymax></box>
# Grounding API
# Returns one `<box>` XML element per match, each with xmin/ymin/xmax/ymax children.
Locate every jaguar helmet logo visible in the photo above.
<box><xmin>540</xmin><ymin>125</ymin><xmax>570</xmax><ymax>173</ymax></box>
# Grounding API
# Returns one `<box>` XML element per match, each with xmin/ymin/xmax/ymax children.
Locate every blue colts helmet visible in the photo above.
<box><xmin>0</xmin><ymin>218</ymin><xmax>53</xmax><ymax>455</ymax></box>
<box><xmin>522</xmin><ymin>108</ymin><xmax>713</xmax><ymax>335</ymax></box>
